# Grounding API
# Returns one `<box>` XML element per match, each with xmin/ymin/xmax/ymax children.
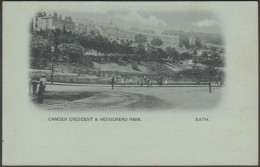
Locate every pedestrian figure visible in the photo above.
<box><xmin>111</xmin><ymin>76</ymin><xmax>115</xmax><ymax>89</ymax></box>
<box><xmin>160</xmin><ymin>77</ymin><xmax>163</xmax><ymax>87</ymax></box>
<box><xmin>29</xmin><ymin>78</ymin><xmax>32</xmax><ymax>94</ymax></box>
<box><xmin>215</xmin><ymin>79</ymin><xmax>219</xmax><ymax>86</ymax></box>
<box><xmin>165</xmin><ymin>79</ymin><xmax>168</xmax><ymax>86</ymax></box>
<box><xmin>32</xmin><ymin>77</ymin><xmax>38</xmax><ymax>95</ymax></box>
<box><xmin>129</xmin><ymin>78</ymin><xmax>133</xmax><ymax>87</ymax></box>
<box><xmin>38</xmin><ymin>81</ymin><xmax>45</xmax><ymax>96</ymax></box>
<box><xmin>40</xmin><ymin>74</ymin><xmax>47</xmax><ymax>92</ymax></box>
<box><xmin>140</xmin><ymin>78</ymin><xmax>143</xmax><ymax>87</ymax></box>
<box><xmin>147</xmin><ymin>78</ymin><xmax>150</xmax><ymax>87</ymax></box>
<box><xmin>121</xmin><ymin>78</ymin><xmax>125</xmax><ymax>87</ymax></box>
<box><xmin>220</xmin><ymin>77</ymin><xmax>223</xmax><ymax>86</ymax></box>
<box><xmin>144</xmin><ymin>76</ymin><xmax>147</xmax><ymax>83</ymax></box>
<box><xmin>129</xmin><ymin>78</ymin><xmax>133</xmax><ymax>85</ymax></box>
<box><xmin>109</xmin><ymin>76</ymin><xmax>112</xmax><ymax>84</ymax></box>
<box><xmin>38</xmin><ymin>81</ymin><xmax>45</xmax><ymax>103</ymax></box>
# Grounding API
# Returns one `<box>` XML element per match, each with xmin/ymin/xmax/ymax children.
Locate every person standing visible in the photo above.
<box><xmin>165</xmin><ymin>79</ymin><xmax>168</xmax><ymax>86</ymax></box>
<box><xmin>38</xmin><ymin>81</ymin><xmax>45</xmax><ymax>103</ymax></box>
<box><xmin>31</xmin><ymin>77</ymin><xmax>38</xmax><ymax>95</ymax></box>
<box><xmin>38</xmin><ymin>81</ymin><xmax>44</xmax><ymax>96</ymax></box>
<box><xmin>109</xmin><ymin>76</ymin><xmax>112</xmax><ymax>84</ymax></box>
<box><xmin>159</xmin><ymin>77</ymin><xmax>162</xmax><ymax>87</ymax></box>
<box><xmin>121</xmin><ymin>78</ymin><xmax>125</xmax><ymax>87</ymax></box>
<box><xmin>147</xmin><ymin>78</ymin><xmax>150</xmax><ymax>88</ymax></box>
<box><xmin>129</xmin><ymin>78</ymin><xmax>133</xmax><ymax>87</ymax></box>
<box><xmin>111</xmin><ymin>76</ymin><xmax>115</xmax><ymax>89</ymax></box>
<box><xmin>150</xmin><ymin>80</ymin><xmax>153</xmax><ymax>87</ymax></box>
<box><xmin>40</xmin><ymin>74</ymin><xmax>47</xmax><ymax>92</ymax></box>
<box><xmin>144</xmin><ymin>76</ymin><xmax>147</xmax><ymax>83</ymax></box>
<box><xmin>140</xmin><ymin>78</ymin><xmax>143</xmax><ymax>87</ymax></box>
<box><xmin>29</xmin><ymin>77</ymin><xmax>32</xmax><ymax>94</ymax></box>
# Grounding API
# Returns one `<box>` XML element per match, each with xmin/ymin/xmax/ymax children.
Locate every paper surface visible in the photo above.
<box><xmin>2</xmin><ymin>2</ymin><xmax>258</xmax><ymax>165</ymax></box>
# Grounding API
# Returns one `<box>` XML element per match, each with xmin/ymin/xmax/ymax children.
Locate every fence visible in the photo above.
<box><xmin>29</xmin><ymin>69</ymin><xmax>223</xmax><ymax>85</ymax></box>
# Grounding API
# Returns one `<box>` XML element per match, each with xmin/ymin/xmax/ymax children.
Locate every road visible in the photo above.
<box><xmin>31</xmin><ymin>84</ymin><xmax>223</xmax><ymax>111</ymax></box>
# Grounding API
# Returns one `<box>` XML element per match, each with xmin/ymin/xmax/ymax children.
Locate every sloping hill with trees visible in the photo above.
<box><xmin>30</xmin><ymin>29</ymin><xmax>224</xmax><ymax>82</ymax></box>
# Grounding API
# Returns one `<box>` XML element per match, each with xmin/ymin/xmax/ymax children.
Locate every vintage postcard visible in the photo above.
<box><xmin>2</xmin><ymin>1</ymin><xmax>258</xmax><ymax>165</ymax></box>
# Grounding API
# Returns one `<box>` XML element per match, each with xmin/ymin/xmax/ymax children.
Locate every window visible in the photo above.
<box><xmin>35</xmin><ymin>17</ymin><xmax>38</xmax><ymax>22</ymax></box>
<box><xmin>35</xmin><ymin>23</ymin><xmax>38</xmax><ymax>28</ymax></box>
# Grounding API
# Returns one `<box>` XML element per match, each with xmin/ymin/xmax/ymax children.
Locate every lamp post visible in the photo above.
<box><xmin>209</xmin><ymin>81</ymin><xmax>212</xmax><ymax>93</ymax></box>
<box><xmin>208</xmin><ymin>65</ymin><xmax>213</xmax><ymax>94</ymax></box>
<box><xmin>51</xmin><ymin>46</ymin><xmax>55</xmax><ymax>84</ymax></box>
<box><xmin>77</xmin><ymin>58</ymin><xmax>80</xmax><ymax>77</ymax></box>
<box><xmin>98</xmin><ymin>65</ymin><xmax>101</xmax><ymax>79</ymax></box>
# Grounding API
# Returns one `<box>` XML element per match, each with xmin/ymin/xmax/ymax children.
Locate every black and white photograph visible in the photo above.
<box><xmin>2</xmin><ymin>2</ymin><xmax>258</xmax><ymax>166</ymax></box>
<box><xmin>29</xmin><ymin>7</ymin><xmax>225</xmax><ymax>111</ymax></box>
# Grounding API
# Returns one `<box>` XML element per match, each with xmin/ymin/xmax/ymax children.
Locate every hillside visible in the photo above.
<box><xmin>29</xmin><ymin>29</ymin><xmax>224</xmax><ymax>84</ymax></box>
<box><xmin>31</xmin><ymin>60</ymin><xmax>192</xmax><ymax>78</ymax></box>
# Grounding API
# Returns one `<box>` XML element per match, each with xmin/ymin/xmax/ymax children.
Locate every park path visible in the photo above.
<box><xmin>31</xmin><ymin>84</ymin><xmax>223</xmax><ymax>111</ymax></box>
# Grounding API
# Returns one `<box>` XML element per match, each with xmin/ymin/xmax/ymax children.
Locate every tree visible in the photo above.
<box><xmin>47</xmin><ymin>29</ymin><xmax>60</xmax><ymax>46</ymax></box>
<box><xmin>30</xmin><ymin>19</ymin><xmax>34</xmax><ymax>33</ymax></box>
<box><xmin>192</xmin><ymin>56</ymin><xmax>200</xmax><ymax>66</ymax></box>
<box><xmin>184</xmin><ymin>37</ymin><xmax>190</xmax><ymax>49</ymax></box>
<box><xmin>199</xmin><ymin>51</ymin><xmax>209</xmax><ymax>65</ymax></box>
<box><xmin>157</xmin><ymin>48</ymin><xmax>167</xmax><ymax>60</ymax></box>
<box><xmin>151</xmin><ymin>37</ymin><xmax>163</xmax><ymax>47</ymax></box>
<box><xmin>210</xmin><ymin>52</ymin><xmax>224</xmax><ymax>67</ymax></box>
<box><xmin>195</xmin><ymin>37</ymin><xmax>201</xmax><ymax>49</ymax></box>
<box><xmin>165</xmin><ymin>47</ymin><xmax>180</xmax><ymax>63</ymax></box>
<box><xmin>197</xmin><ymin>51</ymin><xmax>224</xmax><ymax>82</ymax></box>
<box><xmin>57</xmin><ymin>43</ymin><xmax>84</xmax><ymax>63</ymax></box>
<box><xmin>145</xmin><ymin>45</ymin><xmax>161</xmax><ymax>61</ymax></box>
<box><xmin>135</xmin><ymin>44</ymin><xmax>145</xmax><ymax>61</ymax></box>
<box><xmin>210</xmin><ymin>46</ymin><xmax>217</xmax><ymax>52</ymax></box>
<box><xmin>77</xmin><ymin>35</ymin><xmax>116</xmax><ymax>54</ymax></box>
<box><xmin>62</xmin><ymin>25</ymin><xmax>66</xmax><ymax>34</ymax></box>
<box><xmin>134</xmin><ymin>34</ymin><xmax>147</xmax><ymax>44</ymax></box>
<box><xmin>119</xmin><ymin>42</ymin><xmax>133</xmax><ymax>54</ymax></box>
<box><xmin>192</xmin><ymin>49</ymin><xmax>198</xmax><ymax>56</ymax></box>
<box><xmin>89</xmin><ymin>30</ymin><xmax>95</xmax><ymax>36</ymax></box>
<box><xmin>180</xmin><ymin>52</ymin><xmax>192</xmax><ymax>60</ymax></box>
<box><xmin>120</xmin><ymin>39</ymin><xmax>125</xmax><ymax>44</ymax></box>
<box><xmin>30</xmin><ymin>34</ymin><xmax>51</xmax><ymax>69</ymax></box>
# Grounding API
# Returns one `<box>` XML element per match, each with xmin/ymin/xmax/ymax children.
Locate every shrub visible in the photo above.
<box><xmin>132</xmin><ymin>64</ymin><xmax>139</xmax><ymax>71</ymax></box>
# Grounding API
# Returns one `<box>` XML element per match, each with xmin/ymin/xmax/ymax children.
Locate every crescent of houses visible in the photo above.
<box><xmin>32</xmin><ymin>11</ymin><xmax>180</xmax><ymax>48</ymax></box>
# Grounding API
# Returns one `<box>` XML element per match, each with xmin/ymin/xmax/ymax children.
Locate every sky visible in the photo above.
<box><xmin>43</xmin><ymin>2</ymin><xmax>223</xmax><ymax>35</ymax></box>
